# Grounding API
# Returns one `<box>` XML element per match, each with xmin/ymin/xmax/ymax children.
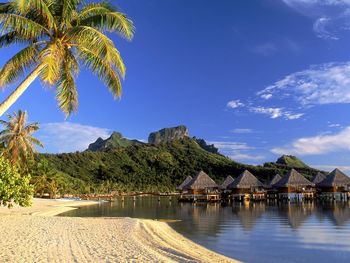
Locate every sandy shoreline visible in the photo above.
<box><xmin>0</xmin><ymin>198</ymin><xmax>239</xmax><ymax>262</ymax></box>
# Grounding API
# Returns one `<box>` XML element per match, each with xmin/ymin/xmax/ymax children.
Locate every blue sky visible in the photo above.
<box><xmin>1</xmin><ymin>0</ymin><xmax>350</xmax><ymax>171</ymax></box>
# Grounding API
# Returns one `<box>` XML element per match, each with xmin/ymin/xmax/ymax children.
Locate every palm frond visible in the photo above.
<box><xmin>0</xmin><ymin>2</ymin><xmax>15</xmax><ymax>14</ymax></box>
<box><xmin>59</xmin><ymin>0</ymin><xmax>81</xmax><ymax>28</ymax></box>
<box><xmin>67</xmin><ymin>25</ymin><xmax>126</xmax><ymax>77</ymax></box>
<box><xmin>0</xmin><ymin>43</ymin><xmax>41</xmax><ymax>87</ymax></box>
<box><xmin>28</xmin><ymin>136</ymin><xmax>43</xmax><ymax>148</ymax></box>
<box><xmin>78</xmin><ymin>47</ymin><xmax>122</xmax><ymax>98</ymax></box>
<box><xmin>0</xmin><ymin>110</ymin><xmax>43</xmax><ymax>165</ymax></box>
<box><xmin>56</xmin><ymin>49</ymin><xmax>79</xmax><ymax>115</ymax></box>
<box><xmin>0</xmin><ymin>31</ymin><xmax>36</xmax><ymax>48</ymax></box>
<box><xmin>0</xmin><ymin>13</ymin><xmax>50</xmax><ymax>39</ymax></box>
<box><xmin>79</xmin><ymin>12</ymin><xmax>134</xmax><ymax>40</ymax></box>
<box><xmin>19</xmin><ymin>0</ymin><xmax>56</xmax><ymax>28</ymax></box>
<box><xmin>40</xmin><ymin>42</ymin><xmax>64</xmax><ymax>85</ymax></box>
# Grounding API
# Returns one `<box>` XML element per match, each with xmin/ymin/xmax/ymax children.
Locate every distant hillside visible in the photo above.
<box><xmin>193</xmin><ymin>137</ymin><xmax>219</xmax><ymax>154</ymax></box>
<box><xmin>263</xmin><ymin>155</ymin><xmax>320</xmax><ymax>181</ymax></box>
<box><xmin>40</xmin><ymin>136</ymin><xmax>322</xmax><ymax>192</ymax></box>
<box><xmin>276</xmin><ymin>155</ymin><xmax>309</xmax><ymax>168</ymax></box>
<box><xmin>87</xmin><ymin>132</ymin><xmax>143</xmax><ymax>151</ymax></box>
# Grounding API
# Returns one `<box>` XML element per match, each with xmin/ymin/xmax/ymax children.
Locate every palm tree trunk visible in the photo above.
<box><xmin>0</xmin><ymin>64</ymin><xmax>45</xmax><ymax>117</ymax></box>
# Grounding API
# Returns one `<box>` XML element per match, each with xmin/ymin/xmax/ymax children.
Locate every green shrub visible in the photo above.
<box><xmin>0</xmin><ymin>157</ymin><xmax>33</xmax><ymax>208</ymax></box>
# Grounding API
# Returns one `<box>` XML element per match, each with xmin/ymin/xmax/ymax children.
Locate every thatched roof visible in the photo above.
<box><xmin>274</xmin><ymin>169</ymin><xmax>314</xmax><ymax>188</ymax></box>
<box><xmin>220</xmin><ymin>175</ymin><xmax>234</xmax><ymax>190</ymax></box>
<box><xmin>268</xmin><ymin>174</ymin><xmax>282</xmax><ymax>187</ymax></box>
<box><xmin>176</xmin><ymin>176</ymin><xmax>192</xmax><ymax>190</ymax></box>
<box><xmin>184</xmin><ymin>171</ymin><xmax>218</xmax><ymax>190</ymax></box>
<box><xmin>317</xmin><ymin>168</ymin><xmax>350</xmax><ymax>187</ymax></box>
<box><xmin>228</xmin><ymin>170</ymin><xmax>263</xmax><ymax>189</ymax></box>
<box><xmin>311</xmin><ymin>172</ymin><xmax>327</xmax><ymax>185</ymax></box>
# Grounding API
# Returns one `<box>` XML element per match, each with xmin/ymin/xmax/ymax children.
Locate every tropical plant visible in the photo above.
<box><xmin>0</xmin><ymin>0</ymin><xmax>134</xmax><ymax>116</ymax></box>
<box><xmin>0</xmin><ymin>110</ymin><xmax>43</xmax><ymax>165</ymax></box>
<box><xmin>0</xmin><ymin>156</ymin><xmax>33</xmax><ymax>207</ymax></box>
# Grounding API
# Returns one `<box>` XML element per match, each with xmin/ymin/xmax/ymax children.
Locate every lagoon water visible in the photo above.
<box><xmin>60</xmin><ymin>197</ymin><xmax>350</xmax><ymax>262</ymax></box>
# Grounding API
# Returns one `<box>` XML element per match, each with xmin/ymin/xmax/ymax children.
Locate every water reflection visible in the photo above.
<box><xmin>61</xmin><ymin>198</ymin><xmax>350</xmax><ymax>262</ymax></box>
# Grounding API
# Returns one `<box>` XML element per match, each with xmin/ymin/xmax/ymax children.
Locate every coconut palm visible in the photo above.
<box><xmin>0</xmin><ymin>0</ymin><xmax>134</xmax><ymax>116</ymax></box>
<box><xmin>0</xmin><ymin>110</ymin><xmax>43</xmax><ymax>165</ymax></box>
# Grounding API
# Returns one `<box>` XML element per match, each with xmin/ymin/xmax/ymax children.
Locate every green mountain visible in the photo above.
<box><xmin>39</xmin><ymin>134</ymin><xmax>322</xmax><ymax>193</ymax></box>
<box><xmin>87</xmin><ymin>132</ymin><xmax>143</xmax><ymax>151</ymax></box>
<box><xmin>275</xmin><ymin>155</ymin><xmax>309</xmax><ymax>168</ymax></box>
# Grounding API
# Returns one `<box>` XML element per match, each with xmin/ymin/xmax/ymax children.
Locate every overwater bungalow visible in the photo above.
<box><xmin>178</xmin><ymin>171</ymin><xmax>220</xmax><ymax>202</ymax></box>
<box><xmin>312</xmin><ymin>172</ymin><xmax>327</xmax><ymax>185</ymax></box>
<box><xmin>220</xmin><ymin>175</ymin><xmax>235</xmax><ymax>192</ymax></box>
<box><xmin>317</xmin><ymin>168</ymin><xmax>350</xmax><ymax>201</ymax></box>
<box><xmin>228</xmin><ymin>170</ymin><xmax>265</xmax><ymax>201</ymax></box>
<box><xmin>176</xmin><ymin>176</ymin><xmax>192</xmax><ymax>192</ymax></box>
<box><xmin>266</xmin><ymin>174</ymin><xmax>282</xmax><ymax>199</ymax></box>
<box><xmin>312</xmin><ymin>172</ymin><xmax>327</xmax><ymax>195</ymax></box>
<box><xmin>273</xmin><ymin>169</ymin><xmax>315</xmax><ymax>201</ymax></box>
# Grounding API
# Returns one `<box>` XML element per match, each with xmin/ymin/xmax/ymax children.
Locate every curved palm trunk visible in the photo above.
<box><xmin>0</xmin><ymin>64</ymin><xmax>45</xmax><ymax>117</ymax></box>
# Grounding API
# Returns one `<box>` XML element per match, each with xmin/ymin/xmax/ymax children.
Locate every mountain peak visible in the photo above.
<box><xmin>87</xmin><ymin>132</ymin><xmax>142</xmax><ymax>151</ymax></box>
<box><xmin>148</xmin><ymin>125</ymin><xmax>189</xmax><ymax>144</ymax></box>
<box><xmin>276</xmin><ymin>155</ymin><xmax>309</xmax><ymax>168</ymax></box>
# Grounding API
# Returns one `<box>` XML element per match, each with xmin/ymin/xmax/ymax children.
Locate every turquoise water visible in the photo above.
<box><xmin>60</xmin><ymin>197</ymin><xmax>350</xmax><ymax>263</ymax></box>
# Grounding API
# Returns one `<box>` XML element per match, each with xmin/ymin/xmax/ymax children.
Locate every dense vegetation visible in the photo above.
<box><xmin>0</xmin><ymin>156</ymin><xmax>33</xmax><ymax>207</ymax></box>
<box><xmin>37</xmin><ymin>138</ymin><xmax>322</xmax><ymax>194</ymax></box>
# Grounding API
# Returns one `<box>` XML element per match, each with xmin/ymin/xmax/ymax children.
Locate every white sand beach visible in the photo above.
<box><xmin>0</xmin><ymin>199</ymin><xmax>238</xmax><ymax>262</ymax></box>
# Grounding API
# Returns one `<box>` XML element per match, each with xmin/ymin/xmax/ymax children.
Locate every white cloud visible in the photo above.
<box><xmin>271</xmin><ymin>126</ymin><xmax>350</xmax><ymax>155</ymax></box>
<box><xmin>258</xmin><ymin>61</ymin><xmax>350</xmax><ymax>106</ymax></box>
<box><xmin>228</xmin><ymin>153</ymin><xmax>265</xmax><ymax>161</ymax></box>
<box><xmin>230</xmin><ymin>128</ymin><xmax>253</xmax><ymax>134</ymax></box>
<box><xmin>283</xmin><ymin>0</ymin><xmax>350</xmax><ymax>40</ymax></box>
<box><xmin>209</xmin><ymin>141</ymin><xmax>253</xmax><ymax>151</ymax></box>
<box><xmin>313</xmin><ymin>17</ymin><xmax>339</xmax><ymax>40</ymax></box>
<box><xmin>209</xmin><ymin>141</ymin><xmax>264</xmax><ymax>162</ymax></box>
<box><xmin>227</xmin><ymin>100</ymin><xmax>244</xmax><ymax>109</ymax></box>
<box><xmin>39</xmin><ymin>122</ymin><xmax>110</xmax><ymax>153</ymax></box>
<box><xmin>250</xmin><ymin>107</ymin><xmax>283</xmax><ymax>119</ymax></box>
<box><xmin>226</xmin><ymin>101</ymin><xmax>303</xmax><ymax>120</ymax></box>
<box><xmin>328</xmin><ymin>123</ymin><xmax>342</xmax><ymax>128</ymax></box>
<box><xmin>284</xmin><ymin>112</ymin><xmax>304</xmax><ymax>120</ymax></box>
<box><xmin>261</xmin><ymin>93</ymin><xmax>273</xmax><ymax>100</ymax></box>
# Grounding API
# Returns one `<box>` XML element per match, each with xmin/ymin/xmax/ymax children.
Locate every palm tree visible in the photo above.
<box><xmin>0</xmin><ymin>0</ymin><xmax>134</xmax><ymax>116</ymax></box>
<box><xmin>0</xmin><ymin>110</ymin><xmax>43</xmax><ymax>165</ymax></box>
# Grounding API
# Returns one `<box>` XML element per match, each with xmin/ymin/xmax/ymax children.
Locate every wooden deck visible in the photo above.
<box><xmin>178</xmin><ymin>194</ymin><xmax>221</xmax><ymax>203</ymax></box>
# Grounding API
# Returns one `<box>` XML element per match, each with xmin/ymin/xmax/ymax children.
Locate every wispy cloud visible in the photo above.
<box><xmin>209</xmin><ymin>141</ymin><xmax>253</xmax><ymax>151</ymax></box>
<box><xmin>227</xmin><ymin>100</ymin><xmax>245</xmax><ymax>109</ymax></box>
<box><xmin>230</xmin><ymin>128</ymin><xmax>253</xmax><ymax>134</ymax></box>
<box><xmin>38</xmin><ymin>122</ymin><xmax>110</xmax><ymax>153</ymax></box>
<box><xmin>282</xmin><ymin>0</ymin><xmax>350</xmax><ymax>40</ymax></box>
<box><xmin>209</xmin><ymin>141</ymin><xmax>264</xmax><ymax>162</ymax></box>
<box><xmin>252</xmin><ymin>39</ymin><xmax>301</xmax><ymax>56</ymax></box>
<box><xmin>228</xmin><ymin>153</ymin><xmax>265</xmax><ymax>161</ymax></box>
<box><xmin>226</xmin><ymin>100</ymin><xmax>303</xmax><ymax>120</ymax></box>
<box><xmin>250</xmin><ymin>107</ymin><xmax>283</xmax><ymax>119</ymax></box>
<box><xmin>250</xmin><ymin>107</ymin><xmax>304</xmax><ymax>120</ymax></box>
<box><xmin>258</xmin><ymin>62</ymin><xmax>350</xmax><ymax>106</ymax></box>
<box><xmin>313</xmin><ymin>17</ymin><xmax>339</xmax><ymax>40</ymax></box>
<box><xmin>252</xmin><ymin>42</ymin><xmax>278</xmax><ymax>56</ymax></box>
<box><xmin>311</xmin><ymin>164</ymin><xmax>350</xmax><ymax>173</ymax></box>
<box><xmin>328</xmin><ymin>123</ymin><xmax>342</xmax><ymax>128</ymax></box>
<box><xmin>271</xmin><ymin>126</ymin><xmax>350</xmax><ymax>155</ymax></box>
